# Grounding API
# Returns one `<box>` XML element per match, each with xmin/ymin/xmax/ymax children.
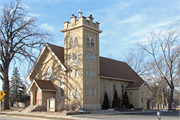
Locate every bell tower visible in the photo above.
<box><xmin>61</xmin><ymin>10</ymin><xmax>102</xmax><ymax>110</ymax></box>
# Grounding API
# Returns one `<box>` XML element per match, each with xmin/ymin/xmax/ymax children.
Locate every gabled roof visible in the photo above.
<box><xmin>34</xmin><ymin>79</ymin><xmax>57</xmax><ymax>91</ymax></box>
<box><xmin>100</xmin><ymin>57</ymin><xmax>145</xmax><ymax>89</ymax></box>
<box><xmin>27</xmin><ymin>79</ymin><xmax>57</xmax><ymax>92</ymax></box>
<box><xmin>26</xmin><ymin>43</ymin><xmax>67</xmax><ymax>80</ymax></box>
<box><xmin>27</xmin><ymin>43</ymin><xmax>149</xmax><ymax>90</ymax></box>
<box><xmin>46</xmin><ymin>43</ymin><xmax>66</xmax><ymax>68</ymax></box>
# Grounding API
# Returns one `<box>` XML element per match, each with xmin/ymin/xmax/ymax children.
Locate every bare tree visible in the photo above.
<box><xmin>0</xmin><ymin>0</ymin><xmax>52</xmax><ymax>109</ymax></box>
<box><xmin>148</xmin><ymin>60</ymin><xmax>170</xmax><ymax>107</ymax></box>
<box><xmin>124</xmin><ymin>48</ymin><xmax>151</xmax><ymax>76</ymax></box>
<box><xmin>139</xmin><ymin>25</ymin><xmax>180</xmax><ymax>110</ymax></box>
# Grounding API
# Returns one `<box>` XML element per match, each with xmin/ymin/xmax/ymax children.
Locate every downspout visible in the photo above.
<box><xmin>56</xmin><ymin>91</ymin><xmax>57</xmax><ymax>99</ymax></box>
<box><xmin>110</xmin><ymin>79</ymin><xmax>112</xmax><ymax>106</ymax></box>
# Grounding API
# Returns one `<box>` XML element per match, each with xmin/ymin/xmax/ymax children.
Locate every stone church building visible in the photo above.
<box><xmin>27</xmin><ymin>13</ymin><xmax>152</xmax><ymax>110</ymax></box>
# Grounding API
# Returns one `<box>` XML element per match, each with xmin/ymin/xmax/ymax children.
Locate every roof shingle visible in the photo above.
<box><xmin>31</xmin><ymin>44</ymin><xmax>146</xmax><ymax>89</ymax></box>
<box><xmin>100</xmin><ymin>57</ymin><xmax>144</xmax><ymax>89</ymax></box>
<box><xmin>34</xmin><ymin>79</ymin><xmax>57</xmax><ymax>91</ymax></box>
<box><xmin>47</xmin><ymin>43</ymin><xmax>64</xmax><ymax>63</ymax></box>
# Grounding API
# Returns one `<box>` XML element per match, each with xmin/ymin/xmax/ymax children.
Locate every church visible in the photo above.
<box><xmin>27</xmin><ymin>11</ymin><xmax>152</xmax><ymax>110</ymax></box>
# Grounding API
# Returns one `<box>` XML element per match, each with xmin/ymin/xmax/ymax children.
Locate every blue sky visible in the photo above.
<box><xmin>0</xmin><ymin>0</ymin><xmax>179</xmax><ymax>90</ymax></box>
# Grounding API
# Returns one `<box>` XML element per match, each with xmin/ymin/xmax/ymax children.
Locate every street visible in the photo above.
<box><xmin>72</xmin><ymin>111</ymin><xmax>180</xmax><ymax>120</ymax></box>
<box><xmin>0</xmin><ymin>111</ymin><xmax>179</xmax><ymax>120</ymax></box>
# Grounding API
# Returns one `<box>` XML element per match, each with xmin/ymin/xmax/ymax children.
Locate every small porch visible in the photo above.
<box><xmin>146</xmin><ymin>96</ymin><xmax>154</xmax><ymax>109</ymax></box>
<box><xmin>27</xmin><ymin>79</ymin><xmax>57</xmax><ymax>106</ymax></box>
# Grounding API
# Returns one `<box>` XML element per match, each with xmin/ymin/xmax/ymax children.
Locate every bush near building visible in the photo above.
<box><xmin>102</xmin><ymin>92</ymin><xmax>110</xmax><ymax>109</ymax></box>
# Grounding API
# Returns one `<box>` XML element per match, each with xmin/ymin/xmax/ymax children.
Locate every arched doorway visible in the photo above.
<box><xmin>35</xmin><ymin>87</ymin><xmax>39</xmax><ymax>105</ymax></box>
<box><xmin>147</xmin><ymin>100</ymin><xmax>150</xmax><ymax>109</ymax></box>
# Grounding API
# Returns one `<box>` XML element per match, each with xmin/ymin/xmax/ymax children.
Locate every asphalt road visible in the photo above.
<box><xmin>72</xmin><ymin>111</ymin><xmax>180</xmax><ymax>120</ymax></box>
<box><xmin>0</xmin><ymin>111</ymin><xmax>180</xmax><ymax>120</ymax></box>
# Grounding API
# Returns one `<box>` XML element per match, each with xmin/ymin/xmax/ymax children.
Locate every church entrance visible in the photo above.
<box><xmin>35</xmin><ymin>87</ymin><xmax>40</xmax><ymax>105</ymax></box>
<box><xmin>146</xmin><ymin>97</ymin><xmax>154</xmax><ymax>109</ymax></box>
<box><xmin>147</xmin><ymin>100</ymin><xmax>150</xmax><ymax>109</ymax></box>
<box><xmin>35</xmin><ymin>92</ymin><xmax>39</xmax><ymax>104</ymax></box>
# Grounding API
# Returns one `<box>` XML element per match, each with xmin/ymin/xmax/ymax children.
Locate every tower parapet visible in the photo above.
<box><xmin>61</xmin><ymin>13</ymin><xmax>102</xmax><ymax>33</ymax></box>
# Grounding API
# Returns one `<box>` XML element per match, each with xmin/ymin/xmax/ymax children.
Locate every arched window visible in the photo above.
<box><xmin>92</xmin><ymin>53</ymin><xmax>94</xmax><ymax>61</ymax></box>
<box><xmin>86</xmin><ymin>37</ymin><xmax>90</xmax><ymax>47</ymax></box>
<box><xmin>69</xmin><ymin>89</ymin><xmax>72</xmax><ymax>97</ymax></box>
<box><xmin>70</xmin><ymin>89</ymin><xmax>73</xmax><ymax>97</ymax></box>
<box><xmin>113</xmin><ymin>84</ymin><xmax>116</xmax><ymax>93</ymax></box>
<box><xmin>69</xmin><ymin>70</ymin><xmax>72</xmax><ymax>78</ymax></box>
<box><xmin>87</xmin><ymin>88</ymin><xmax>89</xmax><ymax>96</ymax></box>
<box><xmin>60</xmin><ymin>77</ymin><xmax>65</xmax><ymax>88</ymax></box>
<box><xmin>45</xmin><ymin>67</ymin><xmax>54</xmax><ymax>79</ymax></box>
<box><xmin>104</xmin><ymin>82</ymin><xmax>107</xmax><ymax>95</ymax></box>
<box><xmin>75</xmin><ymin>69</ymin><xmax>79</xmax><ymax>77</ymax></box>
<box><xmin>86</xmin><ymin>52</ymin><xmax>89</xmax><ymax>60</ymax></box>
<box><xmin>141</xmin><ymin>92</ymin><xmax>143</xmax><ymax>102</ymax></box>
<box><xmin>60</xmin><ymin>88</ymin><xmax>64</xmax><ymax>98</ymax></box>
<box><xmin>75</xmin><ymin>52</ymin><xmax>78</xmax><ymax>60</ymax></box>
<box><xmin>92</xmin><ymin>70</ymin><xmax>95</xmax><ymax>78</ymax></box>
<box><xmin>90</xmin><ymin>38</ymin><xmax>94</xmax><ymax>48</ymax></box>
<box><xmin>122</xmin><ymin>85</ymin><xmax>124</xmax><ymax>98</ymax></box>
<box><xmin>69</xmin><ymin>53</ymin><xmax>72</xmax><ymax>61</ymax></box>
<box><xmin>74</xmin><ymin>37</ymin><xmax>78</xmax><ymax>46</ymax></box>
<box><xmin>75</xmin><ymin>88</ymin><xmax>79</xmax><ymax>97</ymax></box>
<box><xmin>92</xmin><ymin>88</ymin><xmax>95</xmax><ymax>96</ymax></box>
<box><xmin>69</xmin><ymin>38</ymin><xmax>73</xmax><ymax>48</ymax></box>
<box><xmin>60</xmin><ymin>77</ymin><xmax>65</xmax><ymax>97</ymax></box>
<box><xmin>87</xmin><ymin>69</ymin><xmax>89</xmax><ymax>77</ymax></box>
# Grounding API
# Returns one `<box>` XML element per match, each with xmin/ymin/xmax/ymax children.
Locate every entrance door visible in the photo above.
<box><xmin>35</xmin><ymin>92</ymin><xmax>39</xmax><ymax>105</ymax></box>
<box><xmin>147</xmin><ymin>100</ymin><xmax>150</xmax><ymax>109</ymax></box>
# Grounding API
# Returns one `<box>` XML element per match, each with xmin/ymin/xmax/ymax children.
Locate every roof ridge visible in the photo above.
<box><xmin>100</xmin><ymin>56</ymin><xmax>127</xmax><ymax>64</ymax></box>
<box><xmin>35</xmin><ymin>79</ymin><xmax>50</xmax><ymax>81</ymax></box>
<box><xmin>46</xmin><ymin>43</ymin><xmax>64</xmax><ymax>48</ymax></box>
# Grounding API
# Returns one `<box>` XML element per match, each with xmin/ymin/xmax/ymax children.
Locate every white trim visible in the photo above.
<box><xmin>100</xmin><ymin>76</ymin><xmax>137</xmax><ymax>82</ymax></box>
<box><xmin>125</xmin><ymin>82</ymin><xmax>152</xmax><ymax>90</ymax></box>
<box><xmin>26</xmin><ymin>44</ymin><xmax>67</xmax><ymax>80</ymax></box>
<box><xmin>27</xmin><ymin>79</ymin><xmax>57</xmax><ymax>93</ymax></box>
<box><xmin>26</xmin><ymin>46</ymin><xmax>46</xmax><ymax>80</ymax></box>
<box><xmin>146</xmin><ymin>96</ymin><xmax>154</xmax><ymax>103</ymax></box>
<box><xmin>139</xmin><ymin>82</ymin><xmax>152</xmax><ymax>90</ymax></box>
<box><xmin>46</xmin><ymin>44</ymin><xmax>67</xmax><ymax>71</ymax></box>
<box><xmin>64</xmin><ymin>63</ymin><xmax>70</xmax><ymax>69</ymax></box>
<box><xmin>27</xmin><ymin>79</ymin><xmax>41</xmax><ymax>93</ymax></box>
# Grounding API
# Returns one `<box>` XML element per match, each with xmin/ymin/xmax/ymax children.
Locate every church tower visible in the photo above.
<box><xmin>61</xmin><ymin>10</ymin><xmax>102</xmax><ymax>109</ymax></box>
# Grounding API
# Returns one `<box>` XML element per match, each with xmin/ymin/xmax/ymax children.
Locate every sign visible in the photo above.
<box><xmin>0</xmin><ymin>98</ymin><xmax>4</xmax><ymax>102</ymax></box>
<box><xmin>50</xmin><ymin>98</ymin><xmax>54</xmax><ymax>109</ymax></box>
<box><xmin>0</xmin><ymin>90</ymin><xmax>6</xmax><ymax>102</ymax></box>
<box><xmin>0</xmin><ymin>90</ymin><xmax>6</xmax><ymax>98</ymax></box>
<box><xmin>0</xmin><ymin>90</ymin><xmax>5</xmax><ymax>113</ymax></box>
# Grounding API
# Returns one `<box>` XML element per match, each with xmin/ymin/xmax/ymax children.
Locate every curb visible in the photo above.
<box><xmin>0</xmin><ymin>113</ymin><xmax>72</xmax><ymax>120</ymax></box>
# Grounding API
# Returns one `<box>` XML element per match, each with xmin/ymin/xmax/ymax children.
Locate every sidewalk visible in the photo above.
<box><xmin>0</xmin><ymin>109</ymin><xmax>172</xmax><ymax>120</ymax></box>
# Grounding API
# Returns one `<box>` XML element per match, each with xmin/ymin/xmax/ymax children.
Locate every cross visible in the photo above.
<box><xmin>78</xmin><ymin>9</ymin><xmax>82</xmax><ymax>17</ymax></box>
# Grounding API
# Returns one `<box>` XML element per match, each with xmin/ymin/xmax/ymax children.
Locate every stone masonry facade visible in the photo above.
<box><xmin>27</xmin><ymin>13</ymin><xmax>152</xmax><ymax>110</ymax></box>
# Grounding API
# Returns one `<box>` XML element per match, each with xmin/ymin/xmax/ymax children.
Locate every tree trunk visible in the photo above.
<box><xmin>168</xmin><ymin>86</ymin><xmax>174</xmax><ymax>110</ymax></box>
<box><xmin>162</xmin><ymin>91</ymin><xmax>164</xmax><ymax>108</ymax></box>
<box><xmin>2</xmin><ymin>64</ymin><xmax>10</xmax><ymax>110</ymax></box>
